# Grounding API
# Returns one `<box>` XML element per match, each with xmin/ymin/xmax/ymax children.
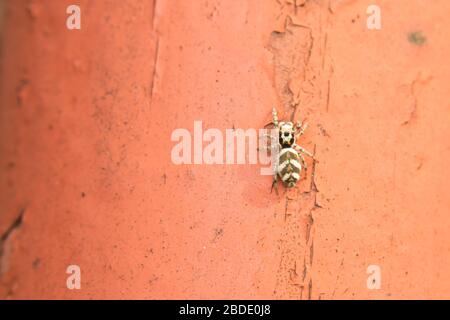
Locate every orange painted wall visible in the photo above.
<box><xmin>0</xmin><ymin>0</ymin><xmax>449</xmax><ymax>299</ymax></box>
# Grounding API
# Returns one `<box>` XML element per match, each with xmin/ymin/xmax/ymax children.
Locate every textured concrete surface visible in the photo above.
<box><xmin>0</xmin><ymin>0</ymin><xmax>449</xmax><ymax>299</ymax></box>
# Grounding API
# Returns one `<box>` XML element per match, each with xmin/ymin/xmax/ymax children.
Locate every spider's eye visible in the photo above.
<box><xmin>284</xmin><ymin>132</ymin><xmax>290</xmax><ymax>137</ymax></box>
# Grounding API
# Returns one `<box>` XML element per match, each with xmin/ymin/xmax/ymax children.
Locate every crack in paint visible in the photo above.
<box><xmin>149</xmin><ymin>36</ymin><xmax>160</xmax><ymax>106</ymax></box>
<box><xmin>151</xmin><ymin>0</ymin><xmax>157</xmax><ymax>31</ymax></box>
<box><xmin>0</xmin><ymin>207</ymin><xmax>26</xmax><ymax>277</ymax></box>
<box><xmin>270</xmin><ymin>0</ymin><xmax>331</xmax><ymax>300</ymax></box>
<box><xmin>401</xmin><ymin>73</ymin><xmax>432</xmax><ymax>126</ymax></box>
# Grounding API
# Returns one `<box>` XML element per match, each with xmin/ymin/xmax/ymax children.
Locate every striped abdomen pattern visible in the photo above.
<box><xmin>277</xmin><ymin>148</ymin><xmax>301</xmax><ymax>187</ymax></box>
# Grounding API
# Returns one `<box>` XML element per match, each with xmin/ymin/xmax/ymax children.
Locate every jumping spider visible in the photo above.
<box><xmin>262</xmin><ymin>107</ymin><xmax>314</xmax><ymax>194</ymax></box>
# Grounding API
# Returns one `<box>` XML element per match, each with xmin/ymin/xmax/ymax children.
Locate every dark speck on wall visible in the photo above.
<box><xmin>408</xmin><ymin>31</ymin><xmax>426</xmax><ymax>45</ymax></box>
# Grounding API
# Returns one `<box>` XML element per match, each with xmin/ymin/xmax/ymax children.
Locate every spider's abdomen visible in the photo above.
<box><xmin>277</xmin><ymin>147</ymin><xmax>301</xmax><ymax>188</ymax></box>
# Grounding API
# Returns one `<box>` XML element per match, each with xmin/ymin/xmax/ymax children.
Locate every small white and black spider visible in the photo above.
<box><xmin>263</xmin><ymin>108</ymin><xmax>314</xmax><ymax>193</ymax></box>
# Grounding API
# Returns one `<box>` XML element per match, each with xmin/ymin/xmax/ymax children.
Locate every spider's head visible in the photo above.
<box><xmin>278</xmin><ymin>122</ymin><xmax>295</xmax><ymax>147</ymax></box>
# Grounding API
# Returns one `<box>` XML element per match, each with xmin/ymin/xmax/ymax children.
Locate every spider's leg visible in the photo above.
<box><xmin>294</xmin><ymin>144</ymin><xmax>314</xmax><ymax>158</ymax></box>
<box><xmin>271</xmin><ymin>150</ymin><xmax>280</xmax><ymax>195</ymax></box>
<box><xmin>295</xmin><ymin>120</ymin><xmax>308</xmax><ymax>138</ymax></box>
<box><xmin>272</xmin><ymin>107</ymin><xmax>279</xmax><ymax>127</ymax></box>
<box><xmin>271</xmin><ymin>173</ymin><xmax>279</xmax><ymax>195</ymax></box>
<box><xmin>298</xmin><ymin>152</ymin><xmax>308</xmax><ymax>173</ymax></box>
